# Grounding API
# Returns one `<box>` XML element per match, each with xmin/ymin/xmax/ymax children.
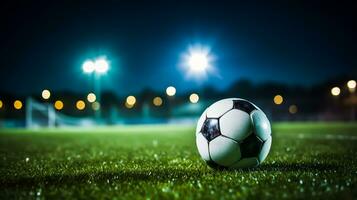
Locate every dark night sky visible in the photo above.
<box><xmin>0</xmin><ymin>0</ymin><xmax>356</xmax><ymax>95</ymax></box>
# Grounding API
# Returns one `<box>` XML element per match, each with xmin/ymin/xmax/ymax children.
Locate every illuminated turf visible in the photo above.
<box><xmin>0</xmin><ymin>123</ymin><xmax>357</xmax><ymax>199</ymax></box>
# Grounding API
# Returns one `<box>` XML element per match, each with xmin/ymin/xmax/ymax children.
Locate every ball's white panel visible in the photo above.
<box><xmin>196</xmin><ymin>133</ymin><xmax>210</xmax><ymax>161</ymax></box>
<box><xmin>251</xmin><ymin>110</ymin><xmax>271</xmax><ymax>141</ymax></box>
<box><xmin>206</xmin><ymin>99</ymin><xmax>233</xmax><ymax>118</ymax></box>
<box><xmin>209</xmin><ymin>136</ymin><xmax>241</xmax><ymax>166</ymax></box>
<box><xmin>220</xmin><ymin>109</ymin><xmax>252</xmax><ymax>141</ymax></box>
<box><xmin>230</xmin><ymin>157</ymin><xmax>259</xmax><ymax>169</ymax></box>
<box><xmin>196</xmin><ymin>110</ymin><xmax>207</xmax><ymax>134</ymax></box>
<box><xmin>258</xmin><ymin>136</ymin><xmax>272</xmax><ymax>163</ymax></box>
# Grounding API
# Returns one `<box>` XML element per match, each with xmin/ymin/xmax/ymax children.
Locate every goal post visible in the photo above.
<box><xmin>26</xmin><ymin>98</ymin><xmax>56</xmax><ymax>128</ymax></box>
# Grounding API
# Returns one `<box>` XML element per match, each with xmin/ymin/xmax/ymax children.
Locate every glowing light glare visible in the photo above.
<box><xmin>289</xmin><ymin>105</ymin><xmax>298</xmax><ymax>114</ymax></box>
<box><xmin>92</xmin><ymin>102</ymin><xmax>100</xmax><ymax>111</ymax></box>
<box><xmin>181</xmin><ymin>44</ymin><xmax>215</xmax><ymax>80</ymax></box>
<box><xmin>189</xmin><ymin>93</ymin><xmax>199</xmax><ymax>103</ymax></box>
<box><xmin>76</xmin><ymin>100</ymin><xmax>86</xmax><ymax>110</ymax></box>
<box><xmin>14</xmin><ymin>100</ymin><xmax>23</xmax><ymax>110</ymax></box>
<box><xmin>153</xmin><ymin>97</ymin><xmax>163</xmax><ymax>106</ymax></box>
<box><xmin>126</xmin><ymin>96</ymin><xmax>136</xmax><ymax>106</ymax></box>
<box><xmin>82</xmin><ymin>60</ymin><xmax>95</xmax><ymax>73</ymax></box>
<box><xmin>87</xmin><ymin>93</ymin><xmax>96</xmax><ymax>103</ymax></box>
<box><xmin>189</xmin><ymin>53</ymin><xmax>208</xmax><ymax>72</ymax></box>
<box><xmin>273</xmin><ymin>95</ymin><xmax>283</xmax><ymax>105</ymax></box>
<box><xmin>347</xmin><ymin>80</ymin><xmax>356</xmax><ymax>89</ymax></box>
<box><xmin>54</xmin><ymin>100</ymin><xmax>64</xmax><ymax>110</ymax></box>
<box><xmin>166</xmin><ymin>86</ymin><xmax>176</xmax><ymax>96</ymax></box>
<box><xmin>94</xmin><ymin>58</ymin><xmax>109</xmax><ymax>73</ymax></box>
<box><xmin>0</xmin><ymin>100</ymin><xmax>3</xmax><ymax>109</ymax></box>
<box><xmin>331</xmin><ymin>87</ymin><xmax>341</xmax><ymax>96</ymax></box>
<box><xmin>41</xmin><ymin>89</ymin><xmax>51</xmax><ymax>100</ymax></box>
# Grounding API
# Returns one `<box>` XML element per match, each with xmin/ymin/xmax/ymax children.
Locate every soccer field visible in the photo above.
<box><xmin>1</xmin><ymin>123</ymin><xmax>357</xmax><ymax>199</ymax></box>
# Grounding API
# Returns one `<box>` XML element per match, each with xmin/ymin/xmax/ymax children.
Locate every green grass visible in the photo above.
<box><xmin>0</xmin><ymin>123</ymin><xmax>357</xmax><ymax>199</ymax></box>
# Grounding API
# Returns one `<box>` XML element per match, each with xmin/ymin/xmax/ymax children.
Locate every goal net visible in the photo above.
<box><xmin>26</xmin><ymin>98</ymin><xmax>94</xmax><ymax>128</ymax></box>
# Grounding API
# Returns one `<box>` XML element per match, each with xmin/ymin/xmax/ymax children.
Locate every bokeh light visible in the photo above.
<box><xmin>87</xmin><ymin>93</ymin><xmax>96</xmax><ymax>103</ymax></box>
<box><xmin>125</xmin><ymin>102</ymin><xmax>134</xmax><ymax>109</ymax></box>
<box><xmin>273</xmin><ymin>95</ymin><xmax>284</xmax><ymax>105</ymax></box>
<box><xmin>289</xmin><ymin>105</ymin><xmax>298</xmax><ymax>114</ymax></box>
<box><xmin>92</xmin><ymin>102</ymin><xmax>100</xmax><ymax>111</ymax></box>
<box><xmin>76</xmin><ymin>100</ymin><xmax>86</xmax><ymax>110</ymax></box>
<box><xmin>331</xmin><ymin>87</ymin><xmax>341</xmax><ymax>96</ymax></box>
<box><xmin>82</xmin><ymin>60</ymin><xmax>95</xmax><ymax>73</ymax></box>
<box><xmin>166</xmin><ymin>86</ymin><xmax>176</xmax><ymax>96</ymax></box>
<box><xmin>153</xmin><ymin>97</ymin><xmax>163</xmax><ymax>106</ymax></box>
<box><xmin>189</xmin><ymin>93</ymin><xmax>199</xmax><ymax>103</ymax></box>
<box><xmin>126</xmin><ymin>96</ymin><xmax>136</xmax><ymax>106</ymax></box>
<box><xmin>347</xmin><ymin>80</ymin><xmax>356</xmax><ymax>90</ymax></box>
<box><xmin>41</xmin><ymin>89</ymin><xmax>51</xmax><ymax>100</ymax></box>
<box><xmin>0</xmin><ymin>100</ymin><xmax>3</xmax><ymax>109</ymax></box>
<box><xmin>54</xmin><ymin>100</ymin><xmax>64</xmax><ymax>110</ymax></box>
<box><xmin>14</xmin><ymin>100</ymin><xmax>23</xmax><ymax>110</ymax></box>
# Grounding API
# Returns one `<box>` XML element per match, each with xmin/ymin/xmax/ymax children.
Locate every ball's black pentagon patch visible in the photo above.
<box><xmin>240</xmin><ymin>133</ymin><xmax>263</xmax><ymax>158</ymax></box>
<box><xmin>233</xmin><ymin>100</ymin><xmax>256</xmax><ymax>114</ymax></box>
<box><xmin>201</xmin><ymin>118</ymin><xmax>221</xmax><ymax>141</ymax></box>
<box><xmin>206</xmin><ymin>160</ymin><xmax>228</xmax><ymax>170</ymax></box>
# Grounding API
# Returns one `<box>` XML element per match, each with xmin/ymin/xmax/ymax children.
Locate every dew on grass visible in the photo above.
<box><xmin>36</xmin><ymin>188</ymin><xmax>42</xmax><ymax>196</ymax></box>
<box><xmin>161</xmin><ymin>186</ymin><xmax>170</xmax><ymax>193</ymax></box>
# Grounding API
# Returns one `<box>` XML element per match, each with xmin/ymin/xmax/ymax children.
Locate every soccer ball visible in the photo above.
<box><xmin>195</xmin><ymin>98</ymin><xmax>272</xmax><ymax>169</ymax></box>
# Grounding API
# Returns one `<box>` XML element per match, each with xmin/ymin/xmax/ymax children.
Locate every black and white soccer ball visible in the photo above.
<box><xmin>196</xmin><ymin>98</ymin><xmax>272</xmax><ymax>169</ymax></box>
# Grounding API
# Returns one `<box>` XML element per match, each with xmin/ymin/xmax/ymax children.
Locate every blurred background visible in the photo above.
<box><xmin>0</xmin><ymin>0</ymin><xmax>356</xmax><ymax>128</ymax></box>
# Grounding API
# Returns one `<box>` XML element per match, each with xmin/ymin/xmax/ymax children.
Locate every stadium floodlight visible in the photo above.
<box><xmin>331</xmin><ymin>87</ymin><xmax>341</xmax><ymax>96</ymax></box>
<box><xmin>189</xmin><ymin>53</ymin><xmax>208</xmax><ymax>72</ymax></box>
<box><xmin>180</xmin><ymin>44</ymin><xmax>216</xmax><ymax>80</ymax></box>
<box><xmin>82</xmin><ymin>60</ymin><xmax>95</xmax><ymax>73</ymax></box>
<box><xmin>94</xmin><ymin>58</ymin><xmax>109</xmax><ymax>74</ymax></box>
<box><xmin>82</xmin><ymin>56</ymin><xmax>110</xmax><ymax>121</ymax></box>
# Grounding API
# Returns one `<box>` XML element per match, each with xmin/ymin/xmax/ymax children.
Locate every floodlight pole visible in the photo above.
<box><xmin>349</xmin><ymin>89</ymin><xmax>356</xmax><ymax>121</ymax></box>
<box><xmin>94</xmin><ymin>72</ymin><xmax>102</xmax><ymax>122</ymax></box>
